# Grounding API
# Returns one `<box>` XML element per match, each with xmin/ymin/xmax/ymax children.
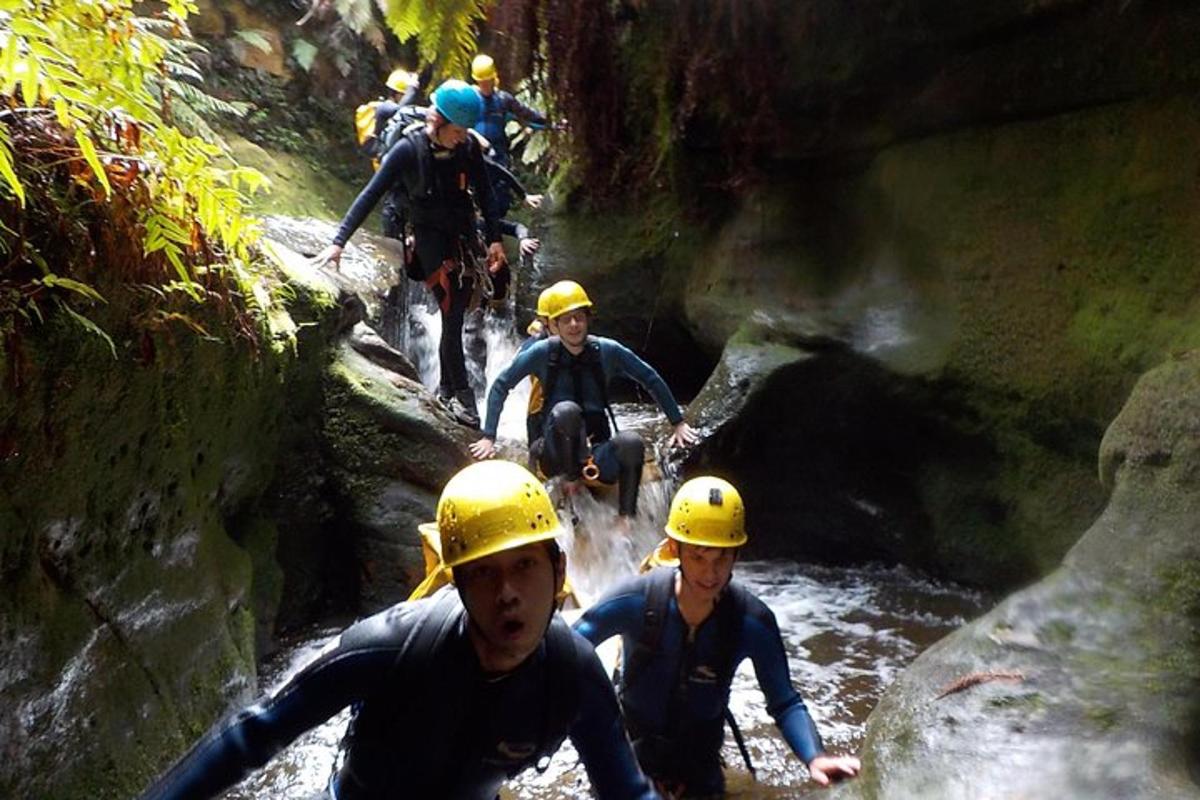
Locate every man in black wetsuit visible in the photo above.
<box><xmin>316</xmin><ymin>79</ymin><xmax>505</xmax><ymax>428</ymax></box>
<box><xmin>137</xmin><ymin>460</ymin><xmax>660</xmax><ymax>800</ymax></box>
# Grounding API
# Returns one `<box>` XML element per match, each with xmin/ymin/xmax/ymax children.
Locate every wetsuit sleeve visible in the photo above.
<box><xmin>138</xmin><ymin>643</ymin><xmax>398</xmax><ymax>800</ymax></box>
<box><xmin>602</xmin><ymin>340</ymin><xmax>684</xmax><ymax>425</ymax></box>
<box><xmin>333</xmin><ymin>138</ymin><xmax>414</xmax><ymax>246</ymax></box>
<box><xmin>499</xmin><ymin>219</ymin><xmax>530</xmax><ymax>241</ymax></box>
<box><xmin>502</xmin><ymin>92</ymin><xmax>549</xmax><ymax>128</ymax></box>
<box><xmin>397</xmin><ymin>84</ymin><xmax>421</xmax><ymax>107</ymax></box>
<box><xmin>467</xmin><ymin>140</ymin><xmax>502</xmax><ymax>244</ymax></box>
<box><xmin>488</xmin><ymin>159</ymin><xmax>528</xmax><ymax>197</ymax></box>
<box><xmin>372</xmin><ymin>100</ymin><xmax>399</xmax><ymax>139</ymax></box>
<box><xmin>743</xmin><ymin>603</ymin><xmax>825</xmax><ymax>765</ymax></box>
<box><xmin>568</xmin><ymin>633</ymin><xmax>660</xmax><ymax>800</ymax></box>
<box><xmin>482</xmin><ymin>340</ymin><xmax>545</xmax><ymax>438</ymax></box>
<box><xmin>574</xmin><ymin>575</ymin><xmax>647</xmax><ymax>646</ymax></box>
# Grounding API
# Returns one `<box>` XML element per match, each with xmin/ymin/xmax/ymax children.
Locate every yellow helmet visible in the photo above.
<box><xmin>535</xmin><ymin>286</ymin><xmax>556</xmax><ymax>318</ymax></box>
<box><xmin>471</xmin><ymin>54</ymin><xmax>498</xmax><ymax>82</ymax></box>
<box><xmin>386</xmin><ymin>68</ymin><xmax>417</xmax><ymax>93</ymax></box>
<box><xmin>418</xmin><ymin>461</ymin><xmax>562</xmax><ymax>569</ymax></box>
<box><xmin>665</xmin><ymin>476</ymin><xmax>747</xmax><ymax>548</ymax></box>
<box><xmin>544</xmin><ymin>280</ymin><xmax>593</xmax><ymax>320</ymax></box>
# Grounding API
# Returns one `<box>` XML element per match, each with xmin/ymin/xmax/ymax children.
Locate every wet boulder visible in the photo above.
<box><xmin>321</xmin><ymin>339</ymin><xmax>475</xmax><ymax>611</ymax></box>
<box><xmin>828</xmin><ymin>353</ymin><xmax>1200</xmax><ymax>800</ymax></box>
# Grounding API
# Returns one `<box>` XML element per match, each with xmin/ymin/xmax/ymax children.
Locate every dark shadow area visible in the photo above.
<box><xmin>686</xmin><ymin>346</ymin><xmax>1062</xmax><ymax>588</ymax></box>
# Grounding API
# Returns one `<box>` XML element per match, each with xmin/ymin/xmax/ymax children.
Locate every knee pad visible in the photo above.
<box><xmin>548</xmin><ymin>401</ymin><xmax>584</xmax><ymax>434</ymax></box>
<box><xmin>612</xmin><ymin>431</ymin><xmax>645</xmax><ymax>466</ymax></box>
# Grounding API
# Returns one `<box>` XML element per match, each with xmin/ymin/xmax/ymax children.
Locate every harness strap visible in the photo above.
<box><xmin>541</xmin><ymin>336</ymin><xmax>619</xmax><ymax>439</ymax></box>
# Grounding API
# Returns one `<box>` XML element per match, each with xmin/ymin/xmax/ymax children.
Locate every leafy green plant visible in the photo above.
<box><xmin>0</xmin><ymin>0</ymin><xmax>272</xmax><ymax>362</ymax></box>
<box><xmin>324</xmin><ymin>0</ymin><xmax>491</xmax><ymax>82</ymax></box>
<box><xmin>291</xmin><ymin>38</ymin><xmax>320</xmax><ymax>72</ymax></box>
<box><xmin>233</xmin><ymin>28</ymin><xmax>274</xmax><ymax>54</ymax></box>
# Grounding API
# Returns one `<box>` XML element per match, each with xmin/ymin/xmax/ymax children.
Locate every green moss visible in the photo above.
<box><xmin>1085</xmin><ymin>705</ymin><xmax>1120</xmax><ymax>732</ymax></box>
<box><xmin>988</xmin><ymin>692</ymin><xmax>1046</xmax><ymax>713</ymax></box>
<box><xmin>1039</xmin><ymin>619</ymin><xmax>1077</xmax><ymax>646</ymax></box>
<box><xmin>225</xmin><ymin>131</ymin><xmax>363</xmax><ymax>223</ymax></box>
<box><xmin>870</xmin><ymin>95</ymin><xmax>1200</xmax><ymax>423</ymax></box>
<box><xmin>0</xmin><ymin>254</ymin><xmax>342</xmax><ymax>798</ymax></box>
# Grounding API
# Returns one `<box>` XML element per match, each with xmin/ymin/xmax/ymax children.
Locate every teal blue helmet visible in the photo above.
<box><xmin>431</xmin><ymin>79</ymin><xmax>483</xmax><ymax>128</ymax></box>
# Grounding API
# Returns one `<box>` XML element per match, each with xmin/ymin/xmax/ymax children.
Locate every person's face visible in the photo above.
<box><xmin>433</xmin><ymin>120</ymin><xmax>468</xmax><ymax>148</ymax></box>
<box><xmin>676</xmin><ymin>542</ymin><xmax>737</xmax><ymax>603</ymax></box>
<box><xmin>549</xmin><ymin>308</ymin><xmax>589</xmax><ymax>348</ymax></box>
<box><xmin>457</xmin><ymin>542</ymin><xmax>564</xmax><ymax>671</ymax></box>
<box><xmin>477</xmin><ymin>78</ymin><xmax>496</xmax><ymax>96</ymax></box>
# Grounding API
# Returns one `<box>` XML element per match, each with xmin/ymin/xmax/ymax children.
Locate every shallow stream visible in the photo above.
<box><xmin>222</xmin><ymin>467</ymin><xmax>988</xmax><ymax>799</ymax></box>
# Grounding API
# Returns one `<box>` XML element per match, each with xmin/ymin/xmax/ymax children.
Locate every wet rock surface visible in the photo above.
<box><xmin>321</xmin><ymin>340</ymin><xmax>474</xmax><ymax>610</ymax></box>
<box><xmin>826</xmin><ymin>354</ymin><xmax>1200</xmax><ymax>800</ymax></box>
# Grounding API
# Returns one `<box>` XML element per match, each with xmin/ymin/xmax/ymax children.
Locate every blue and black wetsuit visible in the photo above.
<box><xmin>334</xmin><ymin>129</ymin><xmax>501</xmax><ymax>405</ymax></box>
<box><xmin>472</xmin><ymin>89</ymin><xmax>547</xmax><ymax>216</ymax></box>
<box><xmin>482</xmin><ymin>335</ymin><xmax>684</xmax><ymax>515</ymax></box>
<box><xmin>139</xmin><ymin>591</ymin><xmax>658</xmax><ymax>800</ymax></box>
<box><xmin>575</xmin><ymin>569</ymin><xmax>825</xmax><ymax>796</ymax></box>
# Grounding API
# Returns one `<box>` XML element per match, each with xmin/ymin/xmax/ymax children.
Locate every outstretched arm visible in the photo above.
<box><xmin>574</xmin><ymin>580</ymin><xmax>646</xmax><ymax>647</ymax></box>
<box><xmin>744</xmin><ymin>607</ymin><xmax>860</xmax><ymax>783</ymax></box>
<box><xmin>138</xmin><ymin>646</ymin><xmax>392</xmax><ymax>800</ymax></box>
<box><xmin>603</xmin><ymin>340</ymin><xmax>696</xmax><ymax>448</ymax></box>
<box><xmin>332</xmin><ymin>139</ymin><xmax>413</xmax><ymax>248</ymax></box>
<box><xmin>502</xmin><ymin>92</ymin><xmax>549</xmax><ymax>129</ymax></box>
<box><xmin>472</xmin><ymin>341</ymin><xmax>546</xmax><ymax>455</ymax></box>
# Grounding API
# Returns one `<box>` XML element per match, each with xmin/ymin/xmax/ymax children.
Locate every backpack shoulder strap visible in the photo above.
<box><xmin>713</xmin><ymin>581</ymin><xmax>748</xmax><ymax>684</ymax></box>
<box><xmin>622</xmin><ymin>568</ymin><xmax>675</xmax><ymax>691</ymax></box>
<box><xmin>339</xmin><ymin>589</ymin><xmax>468</xmax><ymax>793</ymax></box>
<box><xmin>541</xmin><ymin>336</ymin><xmax>565</xmax><ymax>406</ymax></box>
<box><xmin>399</xmin><ymin>127</ymin><xmax>432</xmax><ymax>200</ymax></box>
<box><xmin>583</xmin><ymin>337</ymin><xmax>618</xmax><ymax>433</ymax></box>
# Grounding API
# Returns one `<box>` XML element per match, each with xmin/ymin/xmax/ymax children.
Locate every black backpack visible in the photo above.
<box><xmin>379</xmin><ymin>104</ymin><xmax>429</xmax><ymax>157</ymax></box>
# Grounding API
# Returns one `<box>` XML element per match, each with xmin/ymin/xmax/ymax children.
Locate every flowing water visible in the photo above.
<box><xmin>218</xmin><ymin>266</ymin><xmax>990</xmax><ymax>797</ymax></box>
<box><xmin>222</xmin><ymin>416</ymin><xmax>988</xmax><ymax>799</ymax></box>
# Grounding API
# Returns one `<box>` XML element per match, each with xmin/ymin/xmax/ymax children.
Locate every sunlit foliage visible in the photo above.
<box><xmin>0</xmin><ymin>0</ymin><xmax>271</xmax><ymax>361</ymax></box>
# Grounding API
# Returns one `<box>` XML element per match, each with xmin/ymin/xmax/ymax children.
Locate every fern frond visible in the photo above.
<box><xmin>373</xmin><ymin>0</ymin><xmax>491</xmax><ymax>79</ymax></box>
<box><xmin>335</xmin><ymin>0</ymin><xmax>377</xmax><ymax>34</ymax></box>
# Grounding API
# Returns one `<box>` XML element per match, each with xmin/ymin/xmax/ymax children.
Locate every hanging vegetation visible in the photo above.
<box><xmin>0</xmin><ymin>0</ymin><xmax>272</xmax><ymax>375</ymax></box>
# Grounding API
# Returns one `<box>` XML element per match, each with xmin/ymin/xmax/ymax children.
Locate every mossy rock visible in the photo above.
<box><xmin>830</xmin><ymin>353</ymin><xmax>1200</xmax><ymax>800</ymax></box>
<box><xmin>321</xmin><ymin>342</ymin><xmax>474</xmax><ymax>606</ymax></box>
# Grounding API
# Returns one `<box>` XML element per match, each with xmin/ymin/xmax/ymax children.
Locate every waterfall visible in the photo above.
<box><xmin>389</xmin><ymin>280</ymin><xmax>676</xmax><ymax>589</ymax></box>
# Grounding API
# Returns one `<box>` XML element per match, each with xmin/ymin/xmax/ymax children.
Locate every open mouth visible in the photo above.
<box><xmin>501</xmin><ymin>619</ymin><xmax>526</xmax><ymax>638</ymax></box>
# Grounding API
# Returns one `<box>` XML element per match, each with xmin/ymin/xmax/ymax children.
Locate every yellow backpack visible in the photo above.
<box><xmin>355</xmin><ymin>100</ymin><xmax>381</xmax><ymax>147</ymax></box>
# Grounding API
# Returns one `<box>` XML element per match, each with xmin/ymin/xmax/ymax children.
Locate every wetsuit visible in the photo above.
<box><xmin>472</xmin><ymin>89</ymin><xmax>547</xmax><ymax>216</ymax></box>
<box><xmin>482</xmin><ymin>336</ymin><xmax>684</xmax><ymax>516</ymax></box>
<box><xmin>575</xmin><ymin>569</ymin><xmax>825</xmax><ymax>797</ymax></box>
<box><xmin>334</xmin><ymin>129</ymin><xmax>501</xmax><ymax>405</ymax></box>
<box><xmin>139</xmin><ymin>591</ymin><xmax>658</xmax><ymax>800</ymax></box>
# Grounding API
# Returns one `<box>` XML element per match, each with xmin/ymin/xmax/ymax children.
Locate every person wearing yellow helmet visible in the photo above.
<box><xmin>469</xmin><ymin>53</ymin><xmax>551</xmax><ymax>217</ymax></box>
<box><xmin>470</xmin><ymin>280</ymin><xmax>699</xmax><ymax>519</ymax></box>
<box><xmin>575</xmin><ymin>476</ymin><xmax>862</xmax><ymax>797</ymax></box>
<box><xmin>357</xmin><ymin>65</ymin><xmax>426</xmax><ymax>165</ymax></box>
<box><xmin>138</xmin><ymin>461</ymin><xmax>660</xmax><ymax>800</ymax></box>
